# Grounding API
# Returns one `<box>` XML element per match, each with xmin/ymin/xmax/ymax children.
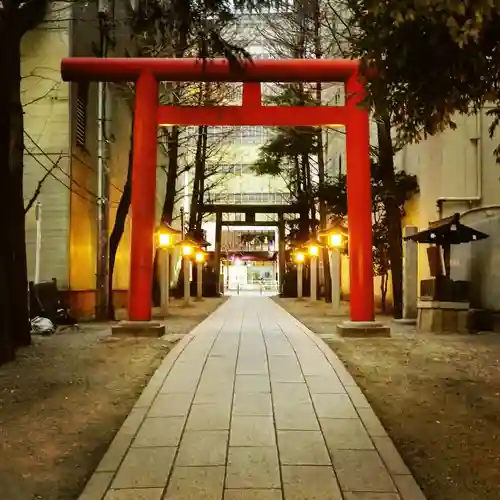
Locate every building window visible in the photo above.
<box><xmin>76</xmin><ymin>82</ymin><xmax>88</xmax><ymax>149</ymax></box>
<box><xmin>240</xmin><ymin>126</ymin><xmax>267</xmax><ymax>145</ymax></box>
<box><xmin>218</xmin><ymin>163</ymin><xmax>234</xmax><ymax>174</ymax></box>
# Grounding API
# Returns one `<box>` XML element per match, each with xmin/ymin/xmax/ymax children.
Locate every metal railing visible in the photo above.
<box><xmin>205</xmin><ymin>192</ymin><xmax>292</xmax><ymax>204</ymax></box>
<box><xmin>226</xmin><ymin>279</ymin><xmax>279</xmax><ymax>295</ymax></box>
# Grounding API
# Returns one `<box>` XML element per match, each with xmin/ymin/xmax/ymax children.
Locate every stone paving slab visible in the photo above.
<box><xmin>78</xmin><ymin>297</ymin><xmax>427</xmax><ymax>500</ymax></box>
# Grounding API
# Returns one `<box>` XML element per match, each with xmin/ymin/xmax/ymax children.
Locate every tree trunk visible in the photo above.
<box><xmin>380</xmin><ymin>272</ymin><xmax>388</xmax><ymax>313</ymax></box>
<box><xmin>377</xmin><ymin>114</ymin><xmax>403</xmax><ymax>318</ymax></box>
<box><xmin>303</xmin><ymin>152</ymin><xmax>316</xmax><ymax>235</ymax></box>
<box><xmin>312</xmin><ymin>0</ymin><xmax>331</xmax><ymax>301</ymax></box>
<box><xmin>317</xmin><ymin>126</ymin><xmax>331</xmax><ymax>301</ymax></box>
<box><xmin>295</xmin><ymin>156</ymin><xmax>309</xmax><ymax>241</ymax></box>
<box><xmin>0</xmin><ymin>27</ymin><xmax>16</xmax><ymax>364</ymax></box>
<box><xmin>162</xmin><ymin>125</ymin><xmax>180</xmax><ymax>224</ymax></box>
<box><xmin>189</xmin><ymin>126</ymin><xmax>205</xmax><ymax>232</ymax></box>
<box><xmin>196</xmin><ymin>126</ymin><xmax>208</xmax><ymax>231</ymax></box>
<box><xmin>10</xmin><ymin>34</ymin><xmax>30</xmax><ymax>347</ymax></box>
<box><xmin>107</xmin><ymin>119</ymin><xmax>134</xmax><ymax>320</ymax></box>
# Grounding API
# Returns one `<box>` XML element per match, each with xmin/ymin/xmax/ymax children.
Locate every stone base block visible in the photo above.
<box><xmin>417</xmin><ymin>307</ymin><xmax>469</xmax><ymax>334</ymax></box>
<box><xmin>112</xmin><ymin>320</ymin><xmax>165</xmax><ymax>337</ymax></box>
<box><xmin>337</xmin><ymin>321</ymin><xmax>391</xmax><ymax>338</ymax></box>
<box><xmin>393</xmin><ymin>318</ymin><xmax>417</xmax><ymax>326</ymax></box>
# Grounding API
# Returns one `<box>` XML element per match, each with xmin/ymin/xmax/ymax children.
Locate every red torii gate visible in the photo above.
<box><xmin>61</xmin><ymin>57</ymin><xmax>374</xmax><ymax>323</ymax></box>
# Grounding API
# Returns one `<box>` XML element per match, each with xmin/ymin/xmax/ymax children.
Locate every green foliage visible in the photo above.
<box><xmin>131</xmin><ymin>0</ymin><xmax>276</xmax><ymax>60</ymax></box>
<box><xmin>318</xmin><ymin>173</ymin><xmax>347</xmax><ymax>217</ymax></box>
<box><xmin>321</xmin><ymin>161</ymin><xmax>419</xmax><ymax>277</ymax></box>
<box><xmin>254</xmin><ymin>127</ymin><xmax>318</xmax><ymax>177</ymax></box>
<box><xmin>347</xmin><ymin>0</ymin><xmax>500</xmax><ymax>145</ymax></box>
<box><xmin>253</xmin><ymin>84</ymin><xmax>319</xmax><ymax>178</ymax></box>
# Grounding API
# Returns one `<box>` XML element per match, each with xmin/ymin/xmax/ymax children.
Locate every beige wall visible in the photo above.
<box><xmin>398</xmin><ymin>109</ymin><xmax>500</xmax><ymax>310</ymax></box>
<box><xmin>324</xmin><ymin>95</ymin><xmax>500</xmax><ymax>311</ymax></box>
<box><xmin>22</xmin><ymin>8</ymin><xmax>71</xmax><ymax>287</ymax></box>
<box><xmin>22</xmin><ymin>3</ymin><xmax>169</xmax><ymax>304</ymax></box>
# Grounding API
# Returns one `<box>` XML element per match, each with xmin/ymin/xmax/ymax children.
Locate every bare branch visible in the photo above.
<box><xmin>24</xmin><ymin>154</ymin><xmax>63</xmax><ymax>214</ymax></box>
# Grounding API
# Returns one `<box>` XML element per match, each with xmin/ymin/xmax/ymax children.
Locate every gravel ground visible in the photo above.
<box><xmin>0</xmin><ymin>297</ymin><xmax>226</xmax><ymax>500</ymax></box>
<box><xmin>276</xmin><ymin>297</ymin><xmax>500</xmax><ymax>500</ymax></box>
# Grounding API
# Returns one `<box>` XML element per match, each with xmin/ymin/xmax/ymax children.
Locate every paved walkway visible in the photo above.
<box><xmin>80</xmin><ymin>297</ymin><xmax>426</xmax><ymax>500</ymax></box>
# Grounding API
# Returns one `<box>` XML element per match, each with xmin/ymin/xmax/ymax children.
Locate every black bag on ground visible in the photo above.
<box><xmin>29</xmin><ymin>279</ymin><xmax>77</xmax><ymax>326</ymax></box>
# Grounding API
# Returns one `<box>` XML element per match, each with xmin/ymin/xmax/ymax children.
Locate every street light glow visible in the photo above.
<box><xmin>308</xmin><ymin>244</ymin><xmax>319</xmax><ymax>257</ymax></box>
<box><xmin>295</xmin><ymin>251</ymin><xmax>305</xmax><ymax>263</ymax></box>
<box><xmin>328</xmin><ymin>233</ymin><xmax>343</xmax><ymax>248</ymax></box>
<box><xmin>158</xmin><ymin>233</ymin><xmax>172</xmax><ymax>248</ymax></box>
<box><xmin>195</xmin><ymin>251</ymin><xmax>205</xmax><ymax>263</ymax></box>
<box><xmin>182</xmin><ymin>244</ymin><xmax>193</xmax><ymax>256</ymax></box>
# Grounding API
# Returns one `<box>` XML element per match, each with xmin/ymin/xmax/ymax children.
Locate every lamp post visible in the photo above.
<box><xmin>294</xmin><ymin>250</ymin><xmax>305</xmax><ymax>300</ymax></box>
<box><xmin>175</xmin><ymin>238</ymin><xmax>197</xmax><ymax>307</ymax></box>
<box><xmin>306</xmin><ymin>241</ymin><xmax>321</xmax><ymax>301</ymax></box>
<box><xmin>327</xmin><ymin>232</ymin><xmax>344</xmax><ymax>314</ymax></box>
<box><xmin>195</xmin><ymin>250</ymin><xmax>205</xmax><ymax>301</ymax></box>
<box><xmin>157</xmin><ymin>224</ymin><xmax>181</xmax><ymax>317</ymax></box>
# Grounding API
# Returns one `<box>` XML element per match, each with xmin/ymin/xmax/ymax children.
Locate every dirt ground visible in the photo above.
<box><xmin>277</xmin><ymin>298</ymin><xmax>500</xmax><ymax>500</ymax></box>
<box><xmin>0</xmin><ymin>297</ymin><xmax>225</xmax><ymax>500</ymax></box>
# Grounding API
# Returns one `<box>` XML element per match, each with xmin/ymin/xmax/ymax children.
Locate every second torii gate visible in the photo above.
<box><xmin>61</xmin><ymin>57</ymin><xmax>374</xmax><ymax>324</ymax></box>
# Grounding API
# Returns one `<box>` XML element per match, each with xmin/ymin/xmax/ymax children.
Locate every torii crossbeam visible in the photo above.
<box><xmin>61</xmin><ymin>57</ymin><xmax>374</xmax><ymax>323</ymax></box>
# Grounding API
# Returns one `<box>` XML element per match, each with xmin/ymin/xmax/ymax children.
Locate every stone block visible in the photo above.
<box><xmin>112</xmin><ymin>321</ymin><xmax>165</xmax><ymax>337</ymax></box>
<box><xmin>160</xmin><ymin>376</ymin><xmax>199</xmax><ymax>394</ymax></box>
<box><xmin>312</xmin><ymin>394</ymin><xmax>358</xmax><ymax>419</ymax></box>
<box><xmin>223</xmin><ymin>490</ymin><xmax>282</xmax><ymax>500</ymax></box>
<box><xmin>186</xmin><ymin>402</ymin><xmax>231</xmax><ymax>430</ymax></box>
<box><xmin>277</xmin><ymin>430</ymin><xmax>331</xmax><ymax>465</ymax></box>
<box><xmin>132</xmin><ymin>416</ymin><xmax>185</xmax><ymax>448</ymax></box>
<box><xmin>305</xmin><ymin>374</ymin><xmax>345</xmax><ymax>394</ymax></box>
<box><xmin>233</xmin><ymin>392</ymin><xmax>273</xmax><ymax>416</ymax></box>
<box><xmin>79</xmin><ymin>472</ymin><xmax>113</xmax><ymax>500</ymax></box>
<box><xmin>148</xmin><ymin>393</ymin><xmax>193</xmax><ymax>418</ymax></box>
<box><xmin>271</xmin><ymin>382</ymin><xmax>311</xmax><ymax>404</ymax></box>
<box><xmin>357</xmin><ymin>408</ymin><xmax>388</xmax><ymax>438</ymax></box>
<box><xmin>337</xmin><ymin>321</ymin><xmax>391</xmax><ymax>338</ymax></box>
<box><xmin>393</xmin><ymin>474</ymin><xmax>426</xmax><ymax>500</ymax></box>
<box><xmin>230</xmin><ymin>416</ymin><xmax>276</xmax><ymax>447</ymax></box>
<box><xmin>457</xmin><ymin>310</ymin><xmax>470</xmax><ymax>334</ymax></box>
<box><xmin>345</xmin><ymin>385</ymin><xmax>370</xmax><ymax>409</ymax></box>
<box><xmin>111</xmin><ymin>447</ymin><xmax>176</xmax><ymax>489</ymax></box>
<box><xmin>176</xmin><ymin>430</ymin><xmax>228</xmax><ymax>466</ymax></box>
<box><xmin>274</xmin><ymin>402</ymin><xmax>319</xmax><ymax>430</ymax></box>
<box><xmin>165</xmin><ymin>466</ymin><xmax>225</xmax><ymax>500</ymax></box>
<box><xmin>235</xmin><ymin>375</ymin><xmax>271</xmax><ymax>393</ymax></box>
<box><xmin>281</xmin><ymin>466</ymin><xmax>343</xmax><ymax>500</ymax></box>
<box><xmin>373</xmin><ymin>436</ymin><xmax>410</xmax><ymax>476</ymax></box>
<box><xmin>193</xmin><ymin>388</ymin><xmax>233</xmax><ymax>405</ymax></box>
<box><xmin>343</xmin><ymin>494</ymin><xmax>400</xmax><ymax>500</ymax></box>
<box><xmin>236</xmin><ymin>358</ymin><xmax>269</xmax><ymax>375</ymax></box>
<box><xmin>320</xmin><ymin>418</ymin><xmax>374</xmax><ymax>451</ymax></box>
<box><xmin>104</xmin><ymin>489</ymin><xmax>163</xmax><ymax>500</ymax></box>
<box><xmin>330</xmin><ymin>449</ymin><xmax>397</xmax><ymax>493</ymax></box>
<box><xmin>226</xmin><ymin>447</ymin><xmax>281</xmax><ymax>489</ymax></box>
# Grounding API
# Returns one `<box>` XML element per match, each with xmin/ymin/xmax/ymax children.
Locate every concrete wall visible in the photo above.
<box><xmin>22</xmin><ymin>5</ymin><xmax>71</xmax><ymax>286</ymax></box>
<box><xmin>398</xmin><ymin>109</ymin><xmax>500</xmax><ymax>310</ymax></box>
<box><xmin>21</xmin><ymin>0</ymin><xmax>170</xmax><ymax>316</ymax></box>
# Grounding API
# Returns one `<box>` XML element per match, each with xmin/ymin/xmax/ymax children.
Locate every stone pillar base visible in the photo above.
<box><xmin>393</xmin><ymin>318</ymin><xmax>417</xmax><ymax>326</ymax></box>
<box><xmin>337</xmin><ymin>321</ymin><xmax>391</xmax><ymax>338</ymax></box>
<box><xmin>112</xmin><ymin>321</ymin><xmax>165</xmax><ymax>337</ymax></box>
